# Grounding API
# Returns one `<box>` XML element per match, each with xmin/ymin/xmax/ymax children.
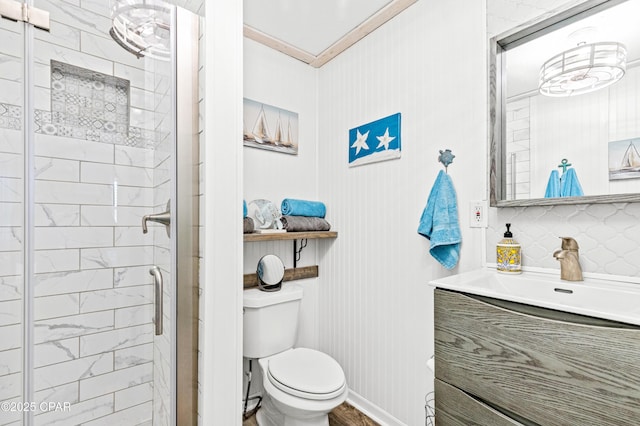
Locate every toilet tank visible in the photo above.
<box><xmin>243</xmin><ymin>284</ymin><xmax>303</xmax><ymax>359</ymax></box>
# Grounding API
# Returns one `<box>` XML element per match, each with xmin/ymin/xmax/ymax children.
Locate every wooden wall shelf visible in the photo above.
<box><xmin>243</xmin><ymin>231</ymin><xmax>337</xmax><ymax>287</ymax></box>
<box><xmin>244</xmin><ymin>265</ymin><xmax>319</xmax><ymax>289</ymax></box>
<box><xmin>243</xmin><ymin>231</ymin><xmax>337</xmax><ymax>242</ymax></box>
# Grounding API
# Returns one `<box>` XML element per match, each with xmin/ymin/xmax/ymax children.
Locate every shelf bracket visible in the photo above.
<box><xmin>293</xmin><ymin>238</ymin><xmax>308</xmax><ymax>268</ymax></box>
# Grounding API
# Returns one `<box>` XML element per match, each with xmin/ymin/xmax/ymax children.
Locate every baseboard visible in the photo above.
<box><xmin>346</xmin><ymin>390</ymin><xmax>407</xmax><ymax>426</ymax></box>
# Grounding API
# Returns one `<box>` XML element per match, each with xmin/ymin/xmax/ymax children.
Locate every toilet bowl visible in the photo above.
<box><xmin>256</xmin><ymin>348</ymin><xmax>348</xmax><ymax>426</ymax></box>
<box><xmin>242</xmin><ymin>285</ymin><xmax>348</xmax><ymax>426</ymax></box>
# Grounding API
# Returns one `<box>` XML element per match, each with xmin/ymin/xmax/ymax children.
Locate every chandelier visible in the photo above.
<box><xmin>110</xmin><ymin>0</ymin><xmax>172</xmax><ymax>61</ymax></box>
<box><xmin>538</xmin><ymin>42</ymin><xmax>626</xmax><ymax>97</ymax></box>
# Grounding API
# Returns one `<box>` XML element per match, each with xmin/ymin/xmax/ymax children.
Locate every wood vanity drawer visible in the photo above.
<box><xmin>434</xmin><ymin>289</ymin><xmax>640</xmax><ymax>426</ymax></box>
<box><xmin>435</xmin><ymin>379</ymin><xmax>523</xmax><ymax>426</ymax></box>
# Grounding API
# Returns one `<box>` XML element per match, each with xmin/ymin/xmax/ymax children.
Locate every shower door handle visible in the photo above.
<box><xmin>149</xmin><ymin>266</ymin><xmax>163</xmax><ymax>336</ymax></box>
<box><xmin>142</xmin><ymin>200</ymin><xmax>171</xmax><ymax>237</ymax></box>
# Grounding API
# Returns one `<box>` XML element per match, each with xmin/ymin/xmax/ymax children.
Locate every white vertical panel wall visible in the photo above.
<box><xmin>316</xmin><ymin>1</ymin><xmax>486</xmax><ymax>424</ymax></box>
<box><xmin>200</xmin><ymin>0</ymin><xmax>243</xmax><ymax>424</ymax></box>
<box><xmin>243</xmin><ymin>38</ymin><xmax>321</xmax><ymax>351</ymax></box>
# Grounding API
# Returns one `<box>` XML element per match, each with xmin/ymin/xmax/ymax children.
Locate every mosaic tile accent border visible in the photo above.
<box><xmin>34</xmin><ymin>109</ymin><xmax>158</xmax><ymax>148</ymax></box>
<box><xmin>0</xmin><ymin>103</ymin><xmax>22</xmax><ymax>130</ymax></box>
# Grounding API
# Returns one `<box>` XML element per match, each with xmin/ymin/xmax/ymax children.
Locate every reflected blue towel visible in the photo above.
<box><xmin>417</xmin><ymin>170</ymin><xmax>461</xmax><ymax>270</ymax></box>
<box><xmin>243</xmin><ymin>200</ymin><xmax>247</xmax><ymax>217</ymax></box>
<box><xmin>544</xmin><ymin>170</ymin><xmax>560</xmax><ymax>198</ymax></box>
<box><xmin>560</xmin><ymin>168</ymin><xmax>584</xmax><ymax>197</ymax></box>
<box><xmin>281</xmin><ymin>198</ymin><xmax>326</xmax><ymax>218</ymax></box>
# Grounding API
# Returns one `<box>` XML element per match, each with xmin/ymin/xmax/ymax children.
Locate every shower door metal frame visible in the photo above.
<box><xmin>175</xmin><ymin>8</ymin><xmax>200</xmax><ymax>426</ymax></box>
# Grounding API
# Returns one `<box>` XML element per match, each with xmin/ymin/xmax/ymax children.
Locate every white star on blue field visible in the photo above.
<box><xmin>349</xmin><ymin>113</ymin><xmax>401</xmax><ymax>166</ymax></box>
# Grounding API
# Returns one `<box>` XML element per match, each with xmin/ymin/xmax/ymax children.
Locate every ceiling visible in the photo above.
<box><xmin>506</xmin><ymin>0</ymin><xmax>640</xmax><ymax>97</ymax></box>
<box><xmin>243</xmin><ymin>0</ymin><xmax>417</xmax><ymax>68</ymax></box>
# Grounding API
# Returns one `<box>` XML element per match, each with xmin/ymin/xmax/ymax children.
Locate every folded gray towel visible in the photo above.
<box><xmin>280</xmin><ymin>215</ymin><xmax>331</xmax><ymax>232</ymax></box>
<box><xmin>243</xmin><ymin>217</ymin><xmax>255</xmax><ymax>234</ymax></box>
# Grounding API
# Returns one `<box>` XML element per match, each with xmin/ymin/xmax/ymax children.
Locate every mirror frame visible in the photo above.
<box><xmin>489</xmin><ymin>0</ymin><xmax>640</xmax><ymax>207</ymax></box>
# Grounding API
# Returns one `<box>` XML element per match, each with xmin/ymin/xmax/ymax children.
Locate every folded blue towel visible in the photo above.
<box><xmin>243</xmin><ymin>200</ymin><xmax>247</xmax><ymax>217</ymax></box>
<box><xmin>417</xmin><ymin>170</ymin><xmax>461</xmax><ymax>269</ymax></box>
<box><xmin>560</xmin><ymin>168</ymin><xmax>584</xmax><ymax>197</ymax></box>
<box><xmin>281</xmin><ymin>198</ymin><xmax>326</xmax><ymax>218</ymax></box>
<box><xmin>544</xmin><ymin>170</ymin><xmax>560</xmax><ymax>198</ymax></box>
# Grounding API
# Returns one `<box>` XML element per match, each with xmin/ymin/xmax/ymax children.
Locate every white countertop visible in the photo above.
<box><xmin>429</xmin><ymin>269</ymin><xmax>640</xmax><ymax>326</ymax></box>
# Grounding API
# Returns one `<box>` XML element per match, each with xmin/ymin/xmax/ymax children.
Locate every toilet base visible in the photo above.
<box><xmin>256</xmin><ymin>393</ymin><xmax>329</xmax><ymax>426</ymax></box>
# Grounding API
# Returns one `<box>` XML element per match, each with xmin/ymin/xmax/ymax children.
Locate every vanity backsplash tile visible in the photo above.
<box><xmin>488</xmin><ymin>203</ymin><xmax>640</xmax><ymax>277</ymax></box>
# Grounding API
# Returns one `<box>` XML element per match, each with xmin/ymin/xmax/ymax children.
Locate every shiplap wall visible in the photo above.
<box><xmin>242</xmin><ymin>0</ymin><xmax>640</xmax><ymax>424</ymax></box>
<box><xmin>243</xmin><ymin>37</ymin><xmax>321</xmax><ymax>352</ymax></box>
<box><xmin>316</xmin><ymin>1</ymin><xmax>486</xmax><ymax>424</ymax></box>
<box><xmin>241</xmin><ymin>5</ymin><xmax>488</xmax><ymax>422</ymax></box>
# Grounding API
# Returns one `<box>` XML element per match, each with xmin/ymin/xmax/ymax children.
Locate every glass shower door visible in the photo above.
<box><xmin>0</xmin><ymin>10</ymin><xmax>25</xmax><ymax>426</ymax></box>
<box><xmin>0</xmin><ymin>1</ymin><xmax>179</xmax><ymax>424</ymax></box>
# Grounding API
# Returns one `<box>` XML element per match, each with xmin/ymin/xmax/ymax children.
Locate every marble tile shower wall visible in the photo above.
<box><xmin>506</xmin><ymin>98</ymin><xmax>531</xmax><ymax>200</ymax></box>
<box><xmin>0</xmin><ymin>16</ymin><xmax>24</xmax><ymax>426</ymax></box>
<box><xmin>151</xmin><ymin>54</ymin><xmax>174</xmax><ymax>426</ymax></box>
<box><xmin>0</xmin><ymin>1</ymin><xmax>171</xmax><ymax>425</ymax></box>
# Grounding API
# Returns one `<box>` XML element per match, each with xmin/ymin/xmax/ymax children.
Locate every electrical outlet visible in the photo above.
<box><xmin>469</xmin><ymin>200</ymin><xmax>488</xmax><ymax>228</ymax></box>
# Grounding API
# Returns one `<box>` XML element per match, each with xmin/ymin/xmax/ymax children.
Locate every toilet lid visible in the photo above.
<box><xmin>267</xmin><ymin>348</ymin><xmax>346</xmax><ymax>399</ymax></box>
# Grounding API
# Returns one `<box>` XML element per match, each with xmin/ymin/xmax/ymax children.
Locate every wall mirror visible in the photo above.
<box><xmin>256</xmin><ymin>254</ymin><xmax>285</xmax><ymax>292</ymax></box>
<box><xmin>490</xmin><ymin>0</ymin><xmax>640</xmax><ymax>207</ymax></box>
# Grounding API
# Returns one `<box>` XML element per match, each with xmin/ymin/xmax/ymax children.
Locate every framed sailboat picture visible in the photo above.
<box><xmin>349</xmin><ymin>113</ymin><xmax>401</xmax><ymax>167</ymax></box>
<box><xmin>243</xmin><ymin>98</ymin><xmax>299</xmax><ymax>155</ymax></box>
<box><xmin>609</xmin><ymin>138</ymin><xmax>640</xmax><ymax>180</ymax></box>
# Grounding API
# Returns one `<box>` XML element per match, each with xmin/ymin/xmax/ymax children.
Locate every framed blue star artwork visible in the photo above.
<box><xmin>349</xmin><ymin>113</ymin><xmax>401</xmax><ymax>167</ymax></box>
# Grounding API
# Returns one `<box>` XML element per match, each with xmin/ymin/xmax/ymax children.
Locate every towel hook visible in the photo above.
<box><xmin>558</xmin><ymin>158</ymin><xmax>571</xmax><ymax>174</ymax></box>
<box><xmin>438</xmin><ymin>149</ymin><xmax>455</xmax><ymax>173</ymax></box>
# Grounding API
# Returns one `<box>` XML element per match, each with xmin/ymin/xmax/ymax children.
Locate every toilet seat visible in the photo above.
<box><xmin>267</xmin><ymin>348</ymin><xmax>346</xmax><ymax>400</ymax></box>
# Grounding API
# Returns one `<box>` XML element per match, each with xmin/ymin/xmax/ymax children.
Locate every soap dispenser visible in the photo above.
<box><xmin>497</xmin><ymin>223</ymin><xmax>522</xmax><ymax>274</ymax></box>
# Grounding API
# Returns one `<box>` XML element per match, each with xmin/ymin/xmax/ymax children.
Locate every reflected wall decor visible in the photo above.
<box><xmin>609</xmin><ymin>138</ymin><xmax>640</xmax><ymax>180</ymax></box>
<box><xmin>243</xmin><ymin>98</ymin><xmax>299</xmax><ymax>155</ymax></box>
<box><xmin>348</xmin><ymin>113</ymin><xmax>401</xmax><ymax>167</ymax></box>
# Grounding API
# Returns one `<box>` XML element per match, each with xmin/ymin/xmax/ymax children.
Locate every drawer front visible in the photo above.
<box><xmin>435</xmin><ymin>289</ymin><xmax>640</xmax><ymax>426</ymax></box>
<box><xmin>435</xmin><ymin>379</ymin><xmax>523</xmax><ymax>426</ymax></box>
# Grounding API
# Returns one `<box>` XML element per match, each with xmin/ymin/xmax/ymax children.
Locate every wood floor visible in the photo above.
<box><xmin>242</xmin><ymin>402</ymin><xmax>379</xmax><ymax>426</ymax></box>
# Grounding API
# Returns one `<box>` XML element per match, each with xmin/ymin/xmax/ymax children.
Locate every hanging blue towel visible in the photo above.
<box><xmin>417</xmin><ymin>170</ymin><xmax>461</xmax><ymax>270</ymax></box>
<box><xmin>243</xmin><ymin>200</ymin><xmax>248</xmax><ymax>217</ymax></box>
<box><xmin>544</xmin><ymin>170</ymin><xmax>560</xmax><ymax>198</ymax></box>
<box><xmin>281</xmin><ymin>198</ymin><xmax>326</xmax><ymax>218</ymax></box>
<box><xmin>560</xmin><ymin>168</ymin><xmax>584</xmax><ymax>197</ymax></box>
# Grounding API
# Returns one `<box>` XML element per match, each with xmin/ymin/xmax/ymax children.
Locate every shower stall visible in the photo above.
<box><xmin>0</xmin><ymin>1</ymin><xmax>199</xmax><ymax>424</ymax></box>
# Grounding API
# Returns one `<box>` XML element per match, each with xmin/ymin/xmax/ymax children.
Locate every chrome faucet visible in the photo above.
<box><xmin>553</xmin><ymin>237</ymin><xmax>583</xmax><ymax>281</ymax></box>
<box><xmin>142</xmin><ymin>200</ymin><xmax>171</xmax><ymax>237</ymax></box>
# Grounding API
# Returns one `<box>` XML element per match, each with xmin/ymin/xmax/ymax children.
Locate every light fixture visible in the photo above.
<box><xmin>109</xmin><ymin>0</ymin><xmax>172</xmax><ymax>61</ymax></box>
<box><xmin>539</xmin><ymin>41</ymin><xmax>626</xmax><ymax>97</ymax></box>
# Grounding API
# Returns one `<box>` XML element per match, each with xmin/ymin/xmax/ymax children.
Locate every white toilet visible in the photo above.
<box><xmin>243</xmin><ymin>284</ymin><xmax>348</xmax><ymax>426</ymax></box>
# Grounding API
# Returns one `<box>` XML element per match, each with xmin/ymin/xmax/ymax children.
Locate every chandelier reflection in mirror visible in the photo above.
<box><xmin>539</xmin><ymin>41</ymin><xmax>627</xmax><ymax>97</ymax></box>
<box><xmin>110</xmin><ymin>0</ymin><xmax>172</xmax><ymax>61</ymax></box>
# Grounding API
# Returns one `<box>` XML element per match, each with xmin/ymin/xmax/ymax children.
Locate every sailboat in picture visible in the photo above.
<box><xmin>621</xmin><ymin>141</ymin><xmax>640</xmax><ymax>169</ymax></box>
<box><xmin>272</xmin><ymin>114</ymin><xmax>283</xmax><ymax>146</ymax></box>
<box><xmin>251</xmin><ymin>105</ymin><xmax>271</xmax><ymax>144</ymax></box>
<box><xmin>243</xmin><ymin>98</ymin><xmax>299</xmax><ymax>155</ymax></box>
<box><xmin>272</xmin><ymin>115</ymin><xmax>295</xmax><ymax>148</ymax></box>
<box><xmin>609</xmin><ymin>139</ymin><xmax>640</xmax><ymax>180</ymax></box>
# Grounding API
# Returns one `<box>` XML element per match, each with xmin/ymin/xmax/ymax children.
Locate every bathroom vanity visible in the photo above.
<box><xmin>430</xmin><ymin>270</ymin><xmax>640</xmax><ymax>425</ymax></box>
